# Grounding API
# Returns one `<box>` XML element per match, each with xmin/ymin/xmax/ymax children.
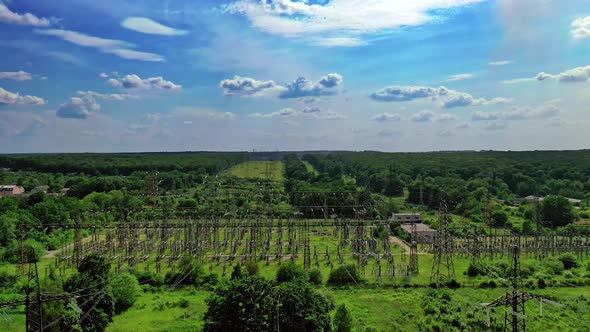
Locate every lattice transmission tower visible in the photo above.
<box><xmin>430</xmin><ymin>202</ymin><xmax>455</xmax><ymax>286</ymax></box>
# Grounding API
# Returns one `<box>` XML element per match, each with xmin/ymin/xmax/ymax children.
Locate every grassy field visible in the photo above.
<box><xmin>225</xmin><ymin>161</ymin><xmax>285</xmax><ymax>181</ymax></box>
<box><xmin>102</xmin><ymin>283</ymin><xmax>590</xmax><ymax>332</ymax></box>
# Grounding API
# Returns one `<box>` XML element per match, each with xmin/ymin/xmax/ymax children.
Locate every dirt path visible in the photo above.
<box><xmin>43</xmin><ymin>236</ymin><xmax>93</xmax><ymax>259</ymax></box>
<box><xmin>389</xmin><ymin>236</ymin><xmax>410</xmax><ymax>252</ymax></box>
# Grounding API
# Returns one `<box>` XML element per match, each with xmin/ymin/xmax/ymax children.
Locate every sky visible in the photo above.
<box><xmin>1</xmin><ymin>0</ymin><xmax>589</xmax><ymax>153</ymax></box>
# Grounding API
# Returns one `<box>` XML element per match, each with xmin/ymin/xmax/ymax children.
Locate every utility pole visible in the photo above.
<box><xmin>485</xmin><ymin>245</ymin><xmax>539</xmax><ymax>332</ymax></box>
<box><xmin>430</xmin><ymin>202</ymin><xmax>455</xmax><ymax>286</ymax></box>
<box><xmin>409</xmin><ymin>220</ymin><xmax>418</xmax><ymax>275</ymax></box>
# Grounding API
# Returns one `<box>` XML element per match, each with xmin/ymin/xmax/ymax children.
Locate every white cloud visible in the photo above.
<box><xmin>0</xmin><ymin>70</ymin><xmax>32</xmax><ymax>81</ymax></box>
<box><xmin>371</xmin><ymin>113</ymin><xmax>401</xmax><ymax>122</ymax></box>
<box><xmin>144</xmin><ymin>113</ymin><xmax>161</xmax><ymax>123</ymax></box>
<box><xmin>223</xmin><ymin>0</ymin><xmax>485</xmax><ymax>46</ymax></box>
<box><xmin>316</xmin><ymin>111</ymin><xmax>347</xmax><ymax>120</ymax></box>
<box><xmin>0</xmin><ymin>3</ymin><xmax>51</xmax><ymax>27</ymax></box>
<box><xmin>370</xmin><ymin>85</ymin><xmax>509</xmax><ymax>108</ymax></box>
<box><xmin>173</xmin><ymin>107</ymin><xmax>235</xmax><ymax>122</ymax></box>
<box><xmin>220</xmin><ymin>76</ymin><xmax>283</xmax><ymax>96</ymax></box>
<box><xmin>436</xmin><ymin>113</ymin><xmax>455</xmax><ymax>122</ymax></box>
<box><xmin>279</xmin><ymin>73</ymin><xmax>344</xmax><ymax>99</ymax></box>
<box><xmin>99</xmin><ymin>73</ymin><xmax>109</xmax><ymax>78</ymax></box>
<box><xmin>76</xmin><ymin>90</ymin><xmax>138</xmax><ymax>101</ymax></box>
<box><xmin>437</xmin><ymin>129</ymin><xmax>454</xmax><ymax>137</ymax></box>
<box><xmin>411</xmin><ymin>110</ymin><xmax>436</xmax><ymax>122</ymax></box>
<box><xmin>34</xmin><ymin>29</ymin><xmax>165</xmax><ymax>62</ymax></box>
<box><xmin>301</xmin><ymin>106</ymin><xmax>321</xmax><ymax>114</ymax></box>
<box><xmin>489</xmin><ymin>60</ymin><xmax>512</xmax><ymax>66</ymax></box>
<box><xmin>447</xmin><ymin>73</ymin><xmax>473</xmax><ymax>81</ymax></box>
<box><xmin>56</xmin><ymin>95</ymin><xmax>100</xmax><ymax>119</ymax></box>
<box><xmin>122</xmin><ymin>17</ymin><xmax>188</xmax><ymax>36</ymax></box>
<box><xmin>503</xmin><ymin>65</ymin><xmax>590</xmax><ymax>84</ymax></box>
<box><xmin>472</xmin><ymin>104</ymin><xmax>559</xmax><ymax>121</ymax></box>
<box><xmin>219</xmin><ymin>73</ymin><xmax>343</xmax><ymax>98</ymax></box>
<box><xmin>571</xmin><ymin>16</ymin><xmax>590</xmax><ymax>40</ymax></box>
<box><xmin>104</xmin><ymin>49</ymin><xmax>165</xmax><ymax>62</ymax></box>
<box><xmin>250</xmin><ymin>107</ymin><xmax>297</xmax><ymax>118</ymax></box>
<box><xmin>0</xmin><ymin>87</ymin><xmax>45</xmax><ymax>105</ymax></box>
<box><xmin>108</xmin><ymin>74</ymin><xmax>181</xmax><ymax>91</ymax></box>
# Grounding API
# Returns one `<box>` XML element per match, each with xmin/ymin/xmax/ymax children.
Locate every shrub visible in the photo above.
<box><xmin>328</xmin><ymin>265</ymin><xmax>360</xmax><ymax>286</ymax></box>
<box><xmin>308</xmin><ymin>269</ymin><xmax>323</xmax><ymax>285</ymax></box>
<box><xmin>111</xmin><ymin>273</ymin><xmax>142</xmax><ymax>314</ymax></box>
<box><xmin>134</xmin><ymin>271</ymin><xmax>164</xmax><ymax>287</ymax></box>
<box><xmin>333</xmin><ymin>304</ymin><xmax>353</xmax><ymax>332</ymax></box>
<box><xmin>543</xmin><ymin>257</ymin><xmax>564</xmax><ymax>275</ymax></box>
<box><xmin>244</xmin><ymin>260</ymin><xmax>259</xmax><ymax>276</ymax></box>
<box><xmin>558</xmin><ymin>253</ymin><xmax>579</xmax><ymax>270</ymax></box>
<box><xmin>537</xmin><ymin>278</ymin><xmax>547</xmax><ymax>289</ymax></box>
<box><xmin>466</xmin><ymin>263</ymin><xmax>483</xmax><ymax>277</ymax></box>
<box><xmin>276</xmin><ymin>262</ymin><xmax>307</xmax><ymax>283</ymax></box>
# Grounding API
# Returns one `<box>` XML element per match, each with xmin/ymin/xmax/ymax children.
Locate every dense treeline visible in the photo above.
<box><xmin>0</xmin><ymin>152</ymin><xmax>245</xmax><ymax>176</ymax></box>
<box><xmin>306</xmin><ymin>150</ymin><xmax>590</xmax><ymax>199</ymax></box>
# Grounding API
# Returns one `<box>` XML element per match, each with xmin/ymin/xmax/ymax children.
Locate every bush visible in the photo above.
<box><xmin>276</xmin><ymin>262</ymin><xmax>307</xmax><ymax>283</ymax></box>
<box><xmin>543</xmin><ymin>257</ymin><xmax>564</xmax><ymax>275</ymax></box>
<box><xmin>328</xmin><ymin>265</ymin><xmax>360</xmax><ymax>286</ymax></box>
<box><xmin>134</xmin><ymin>271</ymin><xmax>164</xmax><ymax>287</ymax></box>
<box><xmin>466</xmin><ymin>263</ymin><xmax>483</xmax><ymax>277</ymax></box>
<box><xmin>112</xmin><ymin>273</ymin><xmax>142</xmax><ymax>314</ymax></box>
<box><xmin>558</xmin><ymin>253</ymin><xmax>579</xmax><ymax>270</ymax></box>
<box><xmin>333</xmin><ymin>304</ymin><xmax>352</xmax><ymax>332</ymax></box>
<box><xmin>537</xmin><ymin>278</ymin><xmax>547</xmax><ymax>289</ymax></box>
<box><xmin>308</xmin><ymin>269</ymin><xmax>323</xmax><ymax>285</ymax></box>
<box><xmin>244</xmin><ymin>260</ymin><xmax>259</xmax><ymax>276</ymax></box>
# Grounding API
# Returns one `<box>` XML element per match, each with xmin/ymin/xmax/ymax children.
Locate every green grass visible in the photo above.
<box><xmin>107</xmin><ymin>288</ymin><xmax>208</xmax><ymax>332</ymax></box>
<box><xmin>225</xmin><ymin>161</ymin><xmax>284</xmax><ymax>181</ymax></box>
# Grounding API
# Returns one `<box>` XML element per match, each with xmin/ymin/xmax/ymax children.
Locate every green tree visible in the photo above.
<box><xmin>204</xmin><ymin>276</ymin><xmax>274</xmax><ymax>332</ymax></box>
<box><xmin>64</xmin><ymin>254</ymin><xmax>114</xmax><ymax>332</ymax></box>
<box><xmin>333</xmin><ymin>304</ymin><xmax>353</xmax><ymax>332</ymax></box>
<box><xmin>272</xmin><ymin>279</ymin><xmax>334</xmax><ymax>332</ymax></box>
<box><xmin>111</xmin><ymin>273</ymin><xmax>142</xmax><ymax>314</ymax></box>
<box><xmin>541</xmin><ymin>195</ymin><xmax>575</xmax><ymax>227</ymax></box>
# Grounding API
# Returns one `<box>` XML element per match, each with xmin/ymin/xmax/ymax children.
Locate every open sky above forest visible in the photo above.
<box><xmin>1</xmin><ymin>0</ymin><xmax>589</xmax><ymax>152</ymax></box>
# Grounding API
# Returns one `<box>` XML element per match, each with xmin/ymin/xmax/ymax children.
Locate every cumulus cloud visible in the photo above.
<box><xmin>0</xmin><ymin>3</ymin><xmax>51</xmax><ymax>27</ymax></box>
<box><xmin>56</xmin><ymin>95</ymin><xmax>100</xmax><ymax>119</ymax></box>
<box><xmin>436</xmin><ymin>113</ymin><xmax>455</xmax><ymax>122</ymax></box>
<box><xmin>34</xmin><ymin>29</ymin><xmax>165</xmax><ymax>62</ymax></box>
<box><xmin>489</xmin><ymin>60</ymin><xmax>512</xmax><ymax>66</ymax></box>
<box><xmin>571</xmin><ymin>16</ymin><xmax>590</xmax><ymax>40</ymax></box>
<box><xmin>447</xmin><ymin>73</ymin><xmax>473</xmax><ymax>81</ymax></box>
<box><xmin>411</xmin><ymin>111</ymin><xmax>436</xmax><ymax>122</ymax></box>
<box><xmin>99</xmin><ymin>72</ymin><xmax>109</xmax><ymax>78</ymax></box>
<box><xmin>437</xmin><ymin>129</ymin><xmax>454</xmax><ymax>137</ymax></box>
<box><xmin>371</xmin><ymin>113</ymin><xmax>401</xmax><ymax>122</ymax></box>
<box><xmin>108</xmin><ymin>74</ymin><xmax>181</xmax><ymax>91</ymax></box>
<box><xmin>220</xmin><ymin>76</ymin><xmax>282</xmax><ymax>96</ymax></box>
<box><xmin>504</xmin><ymin>65</ymin><xmax>590</xmax><ymax>84</ymax></box>
<box><xmin>222</xmin><ymin>0</ymin><xmax>485</xmax><ymax>46</ymax></box>
<box><xmin>301</xmin><ymin>106</ymin><xmax>321</xmax><ymax>113</ymax></box>
<box><xmin>0</xmin><ymin>87</ymin><xmax>45</xmax><ymax>105</ymax></box>
<box><xmin>0</xmin><ymin>71</ymin><xmax>32</xmax><ymax>81</ymax></box>
<box><xmin>370</xmin><ymin>85</ymin><xmax>509</xmax><ymax>109</ymax></box>
<box><xmin>279</xmin><ymin>73</ymin><xmax>343</xmax><ymax>99</ymax></box>
<box><xmin>377</xmin><ymin>129</ymin><xmax>400</xmax><ymax>138</ymax></box>
<box><xmin>122</xmin><ymin>17</ymin><xmax>188</xmax><ymax>36</ymax></box>
<box><xmin>472</xmin><ymin>105</ymin><xmax>560</xmax><ymax>121</ymax></box>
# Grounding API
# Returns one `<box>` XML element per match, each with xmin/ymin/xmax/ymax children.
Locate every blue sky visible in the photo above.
<box><xmin>1</xmin><ymin>0</ymin><xmax>590</xmax><ymax>153</ymax></box>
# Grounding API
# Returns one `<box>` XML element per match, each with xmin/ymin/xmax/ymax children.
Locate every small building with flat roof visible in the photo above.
<box><xmin>0</xmin><ymin>185</ymin><xmax>25</xmax><ymax>197</ymax></box>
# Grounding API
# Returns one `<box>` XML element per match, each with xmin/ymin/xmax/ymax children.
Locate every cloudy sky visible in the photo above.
<box><xmin>1</xmin><ymin>0</ymin><xmax>589</xmax><ymax>153</ymax></box>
